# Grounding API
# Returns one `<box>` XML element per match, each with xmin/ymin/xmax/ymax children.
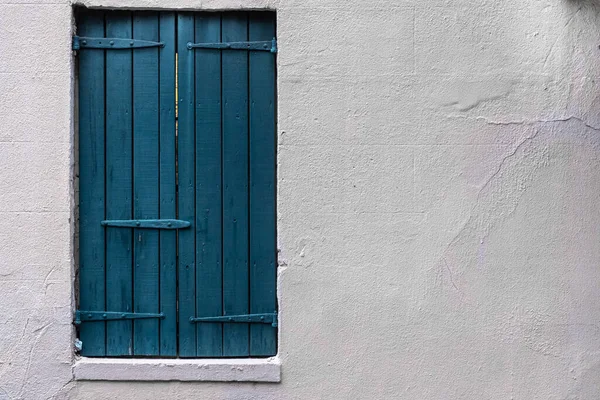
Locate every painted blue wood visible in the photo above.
<box><xmin>158</xmin><ymin>12</ymin><xmax>178</xmax><ymax>356</ymax></box>
<box><xmin>77</xmin><ymin>9</ymin><xmax>107</xmax><ymax>357</ymax></box>
<box><xmin>194</xmin><ymin>13</ymin><xmax>223</xmax><ymax>357</ymax></box>
<box><xmin>249</xmin><ymin>12</ymin><xmax>277</xmax><ymax>357</ymax></box>
<box><xmin>177</xmin><ymin>13</ymin><xmax>197</xmax><ymax>357</ymax></box>
<box><xmin>105</xmin><ymin>11</ymin><xmax>134</xmax><ymax>357</ymax></box>
<box><xmin>222</xmin><ymin>12</ymin><xmax>250</xmax><ymax>357</ymax></box>
<box><xmin>132</xmin><ymin>12</ymin><xmax>160</xmax><ymax>356</ymax></box>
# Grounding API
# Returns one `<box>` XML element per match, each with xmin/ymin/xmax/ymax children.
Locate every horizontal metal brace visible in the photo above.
<box><xmin>189</xmin><ymin>312</ymin><xmax>278</xmax><ymax>327</ymax></box>
<box><xmin>74</xmin><ymin>311</ymin><xmax>165</xmax><ymax>325</ymax></box>
<box><xmin>101</xmin><ymin>219</ymin><xmax>191</xmax><ymax>229</ymax></box>
<box><xmin>187</xmin><ymin>38</ymin><xmax>277</xmax><ymax>53</ymax></box>
<box><xmin>73</xmin><ymin>36</ymin><xmax>165</xmax><ymax>50</ymax></box>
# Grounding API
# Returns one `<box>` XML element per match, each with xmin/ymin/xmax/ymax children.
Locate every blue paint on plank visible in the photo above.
<box><xmin>177</xmin><ymin>13</ymin><xmax>197</xmax><ymax>357</ymax></box>
<box><xmin>77</xmin><ymin>9</ymin><xmax>107</xmax><ymax>357</ymax></box>
<box><xmin>222</xmin><ymin>12</ymin><xmax>250</xmax><ymax>357</ymax></box>
<box><xmin>132</xmin><ymin>12</ymin><xmax>160</xmax><ymax>356</ymax></box>
<box><xmin>105</xmin><ymin>11</ymin><xmax>134</xmax><ymax>356</ymax></box>
<box><xmin>194</xmin><ymin>13</ymin><xmax>224</xmax><ymax>357</ymax></box>
<box><xmin>249</xmin><ymin>12</ymin><xmax>277</xmax><ymax>357</ymax></box>
<box><xmin>158</xmin><ymin>12</ymin><xmax>178</xmax><ymax>356</ymax></box>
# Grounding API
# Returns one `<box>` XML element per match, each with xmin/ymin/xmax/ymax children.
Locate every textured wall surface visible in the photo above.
<box><xmin>1</xmin><ymin>0</ymin><xmax>600</xmax><ymax>399</ymax></box>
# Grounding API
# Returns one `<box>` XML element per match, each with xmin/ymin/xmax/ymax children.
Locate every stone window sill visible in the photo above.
<box><xmin>73</xmin><ymin>357</ymin><xmax>281</xmax><ymax>382</ymax></box>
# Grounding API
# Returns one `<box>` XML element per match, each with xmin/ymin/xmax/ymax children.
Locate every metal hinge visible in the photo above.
<box><xmin>73</xmin><ymin>36</ymin><xmax>165</xmax><ymax>50</ymax></box>
<box><xmin>101</xmin><ymin>219</ymin><xmax>191</xmax><ymax>230</ymax></box>
<box><xmin>187</xmin><ymin>38</ymin><xmax>277</xmax><ymax>53</ymax></box>
<box><xmin>74</xmin><ymin>310</ymin><xmax>165</xmax><ymax>325</ymax></box>
<box><xmin>189</xmin><ymin>312</ymin><xmax>278</xmax><ymax>327</ymax></box>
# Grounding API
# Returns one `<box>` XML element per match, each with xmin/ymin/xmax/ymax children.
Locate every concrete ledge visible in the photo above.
<box><xmin>73</xmin><ymin>357</ymin><xmax>281</xmax><ymax>382</ymax></box>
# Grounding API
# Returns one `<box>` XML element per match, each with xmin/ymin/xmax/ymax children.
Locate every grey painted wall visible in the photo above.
<box><xmin>1</xmin><ymin>0</ymin><xmax>600</xmax><ymax>398</ymax></box>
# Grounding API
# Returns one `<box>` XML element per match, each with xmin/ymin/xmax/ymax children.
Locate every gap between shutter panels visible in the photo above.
<box><xmin>76</xmin><ymin>9</ymin><xmax>277</xmax><ymax>358</ymax></box>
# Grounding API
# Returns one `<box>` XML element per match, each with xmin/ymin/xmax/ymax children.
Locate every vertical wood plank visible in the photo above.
<box><xmin>177</xmin><ymin>13</ymin><xmax>197</xmax><ymax>357</ymax></box>
<box><xmin>249</xmin><ymin>12</ymin><xmax>277</xmax><ymax>357</ymax></box>
<box><xmin>132</xmin><ymin>12</ymin><xmax>160</xmax><ymax>356</ymax></box>
<box><xmin>159</xmin><ymin>12</ymin><xmax>178</xmax><ymax>356</ymax></box>
<box><xmin>222</xmin><ymin>12</ymin><xmax>250</xmax><ymax>357</ymax></box>
<box><xmin>77</xmin><ymin>9</ymin><xmax>106</xmax><ymax>357</ymax></box>
<box><xmin>194</xmin><ymin>13</ymin><xmax>223</xmax><ymax>357</ymax></box>
<box><xmin>105</xmin><ymin>11</ymin><xmax>134</xmax><ymax>356</ymax></box>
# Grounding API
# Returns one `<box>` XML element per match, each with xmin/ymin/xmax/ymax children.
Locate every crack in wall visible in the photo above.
<box><xmin>543</xmin><ymin>6</ymin><xmax>583</xmax><ymax>69</ymax></box>
<box><xmin>439</xmin><ymin>115</ymin><xmax>600</xmax><ymax>296</ymax></box>
<box><xmin>15</xmin><ymin>324</ymin><xmax>50</xmax><ymax>400</ymax></box>
<box><xmin>443</xmin><ymin>259</ymin><xmax>461</xmax><ymax>294</ymax></box>
<box><xmin>478</xmin><ymin>115</ymin><xmax>600</xmax><ymax>131</ymax></box>
<box><xmin>450</xmin><ymin>114</ymin><xmax>600</xmax><ymax>131</ymax></box>
<box><xmin>441</xmin><ymin>126</ymin><xmax>541</xmax><ymax>264</ymax></box>
<box><xmin>46</xmin><ymin>381</ymin><xmax>74</xmax><ymax>400</ymax></box>
<box><xmin>437</xmin><ymin>115</ymin><xmax>600</xmax><ymax>293</ymax></box>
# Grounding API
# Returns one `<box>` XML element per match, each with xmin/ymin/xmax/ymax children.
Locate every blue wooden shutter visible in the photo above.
<box><xmin>77</xmin><ymin>9</ymin><xmax>177</xmax><ymax>357</ymax></box>
<box><xmin>78</xmin><ymin>9</ymin><xmax>276</xmax><ymax>358</ymax></box>
<box><xmin>177</xmin><ymin>11</ymin><xmax>277</xmax><ymax>358</ymax></box>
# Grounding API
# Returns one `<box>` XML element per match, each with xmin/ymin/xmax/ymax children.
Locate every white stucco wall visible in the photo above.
<box><xmin>2</xmin><ymin>0</ymin><xmax>600</xmax><ymax>398</ymax></box>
